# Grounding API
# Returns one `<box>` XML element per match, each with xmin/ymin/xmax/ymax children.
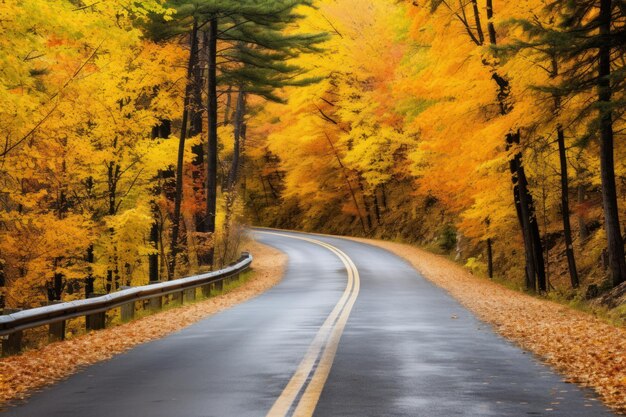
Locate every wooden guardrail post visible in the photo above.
<box><xmin>172</xmin><ymin>290</ymin><xmax>183</xmax><ymax>305</ymax></box>
<box><xmin>48</xmin><ymin>301</ymin><xmax>65</xmax><ymax>342</ymax></box>
<box><xmin>0</xmin><ymin>254</ymin><xmax>252</xmax><ymax>351</ymax></box>
<box><xmin>201</xmin><ymin>283</ymin><xmax>211</xmax><ymax>298</ymax></box>
<box><xmin>184</xmin><ymin>288</ymin><xmax>196</xmax><ymax>303</ymax></box>
<box><xmin>120</xmin><ymin>286</ymin><xmax>135</xmax><ymax>322</ymax></box>
<box><xmin>148</xmin><ymin>280</ymin><xmax>162</xmax><ymax>311</ymax></box>
<box><xmin>2</xmin><ymin>308</ymin><xmax>22</xmax><ymax>357</ymax></box>
<box><xmin>86</xmin><ymin>293</ymin><xmax>106</xmax><ymax>331</ymax></box>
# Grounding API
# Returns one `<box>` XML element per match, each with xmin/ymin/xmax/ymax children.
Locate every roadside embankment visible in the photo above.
<box><xmin>349</xmin><ymin>237</ymin><xmax>626</xmax><ymax>414</ymax></box>
<box><xmin>0</xmin><ymin>240</ymin><xmax>287</xmax><ymax>407</ymax></box>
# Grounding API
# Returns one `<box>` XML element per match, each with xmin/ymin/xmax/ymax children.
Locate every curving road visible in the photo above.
<box><xmin>2</xmin><ymin>230</ymin><xmax>616</xmax><ymax>416</ymax></box>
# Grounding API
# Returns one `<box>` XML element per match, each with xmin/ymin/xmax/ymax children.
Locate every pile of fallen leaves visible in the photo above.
<box><xmin>351</xmin><ymin>237</ymin><xmax>626</xmax><ymax>415</ymax></box>
<box><xmin>0</xmin><ymin>240</ymin><xmax>287</xmax><ymax>407</ymax></box>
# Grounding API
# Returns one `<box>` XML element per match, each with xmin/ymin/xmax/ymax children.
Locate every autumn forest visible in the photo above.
<box><xmin>1</xmin><ymin>0</ymin><xmax>626</xmax><ymax>315</ymax></box>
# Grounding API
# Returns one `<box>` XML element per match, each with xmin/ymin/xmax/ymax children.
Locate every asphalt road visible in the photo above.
<box><xmin>2</xmin><ymin>230</ymin><xmax>616</xmax><ymax>417</ymax></box>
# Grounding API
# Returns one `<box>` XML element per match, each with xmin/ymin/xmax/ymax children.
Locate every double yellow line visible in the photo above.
<box><xmin>259</xmin><ymin>231</ymin><xmax>361</xmax><ymax>417</ymax></box>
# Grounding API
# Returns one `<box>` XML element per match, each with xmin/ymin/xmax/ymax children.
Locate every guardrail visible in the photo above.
<box><xmin>0</xmin><ymin>252</ymin><xmax>252</xmax><ymax>356</ymax></box>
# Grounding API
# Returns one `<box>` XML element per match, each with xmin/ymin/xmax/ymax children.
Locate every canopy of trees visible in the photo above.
<box><xmin>2</xmin><ymin>0</ymin><xmax>626</xmax><ymax>308</ymax></box>
<box><xmin>0</xmin><ymin>0</ymin><xmax>322</xmax><ymax>308</ymax></box>
<box><xmin>246</xmin><ymin>0</ymin><xmax>626</xmax><ymax>296</ymax></box>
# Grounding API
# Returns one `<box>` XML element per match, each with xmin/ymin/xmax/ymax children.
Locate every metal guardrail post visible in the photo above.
<box><xmin>214</xmin><ymin>280</ymin><xmax>224</xmax><ymax>292</ymax></box>
<box><xmin>86</xmin><ymin>293</ymin><xmax>106</xmax><ymax>331</ymax></box>
<box><xmin>2</xmin><ymin>308</ymin><xmax>22</xmax><ymax>356</ymax></box>
<box><xmin>120</xmin><ymin>286</ymin><xmax>135</xmax><ymax>322</ymax></box>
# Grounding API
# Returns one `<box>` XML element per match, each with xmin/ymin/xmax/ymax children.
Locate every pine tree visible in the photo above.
<box><xmin>513</xmin><ymin>0</ymin><xmax>626</xmax><ymax>288</ymax></box>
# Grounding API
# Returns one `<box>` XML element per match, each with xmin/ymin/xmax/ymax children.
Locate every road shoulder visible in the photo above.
<box><xmin>0</xmin><ymin>239</ymin><xmax>287</xmax><ymax>407</ymax></box>
<box><xmin>346</xmin><ymin>236</ymin><xmax>626</xmax><ymax>415</ymax></box>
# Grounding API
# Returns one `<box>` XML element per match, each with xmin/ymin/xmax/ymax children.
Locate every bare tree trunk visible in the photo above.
<box><xmin>577</xmin><ymin>182</ymin><xmax>589</xmax><ymax>241</ymax></box>
<box><xmin>598</xmin><ymin>0</ymin><xmax>626</xmax><ymax>287</ymax></box>
<box><xmin>85</xmin><ymin>245</ymin><xmax>94</xmax><ymax>297</ymax></box>
<box><xmin>487</xmin><ymin>238</ymin><xmax>494</xmax><ymax>278</ymax></box>
<box><xmin>484</xmin><ymin>3</ymin><xmax>544</xmax><ymax>291</ymax></box>
<box><xmin>170</xmin><ymin>19</ymin><xmax>199</xmax><ymax>279</ymax></box>
<box><xmin>508</xmin><ymin>132</ymin><xmax>546</xmax><ymax>292</ymax></box>
<box><xmin>203</xmin><ymin>17</ymin><xmax>219</xmax><ymax>268</ymax></box>
<box><xmin>227</xmin><ymin>88</ymin><xmax>245</xmax><ymax>190</ymax></box>
<box><xmin>373</xmin><ymin>189</ymin><xmax>381</xmax><ymax>225</ymax></box>
<box><xmin>149</xmin><ymin>120</ymin><xmax>170</xmax><ymax>283</ymax></box>
<box><xmin>557</xmin><ymin>127</ymin><xmax>580</xmax><ymax>288</ymax></box>
<box><xmin>223</xmin><ymin>85</ymin><xmax>232</xmax><ymax>126</ymax></box>
<box><xmin>358</xmin><ymin>179</ymin><xmax>372</xmax><ymax>231</ymax></box>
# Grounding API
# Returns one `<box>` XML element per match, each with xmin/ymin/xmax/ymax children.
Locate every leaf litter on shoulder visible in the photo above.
<box><xmin>0</xmin><ymin>240</ymin><xmax>287</xmax><ymax>407</ymax></box>
<box><xmin>350</xmin><ymin>237</ymin><xmax>626</xmax><ymax>415</ymax></box>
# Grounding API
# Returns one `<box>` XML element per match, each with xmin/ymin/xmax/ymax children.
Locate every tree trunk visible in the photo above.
<box><xmin>223</xmin><ymin>86</ymin><xmax>232</xmax><ymax>126</ymax></box>
<box><xmin>485</xmin><ymin>0</ymin><xmax>497</xmax><ymax>45</ymax></box>
<box><xmin>373</xmin><ymin>189</ymin><xmax>381</xmax><ymax>225</ymax></box>
<box><xmin>149</xmin><ymin>218</ymin><xmax>159</xmax><ymax>282</ymax></box>
<box><xmin>577</xmin><ymin>183</ymin><xmax>589</xmax><ymax>241</ymax></box>
<box><xmin>227</xmin><ymin>88</ymin><xmax>245</xmax><ymax>190</ymax></box>
<box><xmin>170</xmin><ymin>19</ymin><xmax>199</xmax><ymax>279</ymax></box>
<box><xmin>202</xmin><ymin>17</ymin><xmax>219</xmax><ymax>268</ymax></box>
<box><xmin>557</xmin><ymin>127</ymin><xmax>580</xmax><ymax>288</ymax></box>
<box><xmin>485</xmin><ymin>3</ymin><xmax>544</xmax><ymax>290</ymax></box>
<box><xmin>508</xmin><ymin>133</ymin><xmax>546</xmax><ymax>291</ymax></box>
<box><xmin>191</xmin><ymin>32</ymin><xmax>206</xmax><ymax>234</ymax></box>
<box><xmin>487</xmin><ymin>238</ymin><xmax>494</xmax><ymax>278</ymax></box>
<box><xmin>149</xmin><ymin>120</ymin><xmax>170</xmax><ymax>283</ymax></box>
<box><xmin>598</xmin><ymin>0</ymin><xmax>626</xmax><ymax>287</ymax></box>
<box><xmin>357</xmin><ymin>178</ymin><xmax>372</xmax><ymax>232</ymax></box>
<box><xmin>85</xmin><ymin>245</ymin><xmax>94</xmax><ymax>297</ymax></box>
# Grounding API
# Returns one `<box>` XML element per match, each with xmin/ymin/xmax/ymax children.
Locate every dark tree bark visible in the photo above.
<box><xmin>487</xmin><ymin>238</ymin><xmax>494</xmax><ymax>279</ymax></box>
<box><xmin>557</xmin><ymin>127</ymin><xmax>580</xmax><ymax>288</ymax></box>
<box><xmin>577</xmin><ymin>183</ymin><xmax>590</xmax><ymax>241</ymax></box>
<box><xmin>381</xmin><ymin>183</ymin><xmax>388</xmax><ymax>210</ymax></box>
<box><xmin>549</xmin><ymin>55</ymin><xmax>580</xmax><ymax>289</ymax></box>
<box><xmin>149</xmin><ymin>120</ymin><xmax>170</xmax><ymax>283</ymax></box>
<box><xmin>191</xmin><ymin>32</ymin><xmax>206</xmax><ymax>233</ymax></box>
<box><xmin>508</xmin><ymin>133</ymin><xmax>546</xmax><ymax>292</ymax></box>
<box><xmin>485</xmin><ymin>0</ymin><xmax>497</xmax><ymax>45</ymax></box>
<box><xmin>227</xmin><ymin>88</ymin><xmax>245</xmax><ymax>190</ymax></box>
<box><xmin>223</xmin><ymin>85</ymin><xmax>232</xmax><ymax>126</ymax></box>
<box><xmin>202</xmin><ymin>16</ymin><xmax>219</xmax><ymax>268</ymax></box>
<box><xmin>471</xmin><ymin>0</ymin><xmax>485</xmax><ymax>45</ymax></box>
<box><xmin>373</xmin><ymin>189</ymin><xmax>381</xmax><ymax>225</ymax></box>
<box><xmin>358</xmin><ymin>178</ymin><xmax>372</xmax><ymax>231</ymax></box>
<box><xmin>170</xmin><ymin>19</ymin><xmax>199</xmax><ymax>279</ymax></box>
<box><xmin>484</xmin><ymin>0</ymin><xmax>545</xmax><ymax>292</ymax></box>
<box><xmin>598</xmin><ymin>0</ymin><xmax>626</xmax><ymax>287</ymax></box>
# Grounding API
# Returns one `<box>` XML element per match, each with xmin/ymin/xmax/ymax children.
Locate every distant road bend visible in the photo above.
<box><xmin>3</xmin><ymin>230</ymin><xmax>616</xmax><ymax>417</ymax></box>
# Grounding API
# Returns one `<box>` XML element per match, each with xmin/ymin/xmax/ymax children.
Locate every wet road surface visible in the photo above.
<box><xmin>2</xmin><ymin>230</ymin><xmax>616</xmax><ymax>416</ymax></box>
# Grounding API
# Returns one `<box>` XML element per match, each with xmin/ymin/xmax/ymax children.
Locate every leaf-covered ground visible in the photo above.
<box><xmin>351</xmin><ymin>237</ymin><xmax>626</xmax><ymax>415</ymax></box>
<box><xmin>0</xmin><ymin>240</ymin><xmax>287</xmax><ymax>408</ymax></box>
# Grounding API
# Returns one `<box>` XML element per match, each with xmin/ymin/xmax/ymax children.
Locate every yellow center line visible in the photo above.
<box><xmin>258</xmin><ymin>231</ymin><xmax>361</xmax><ymax>417</ymax></box>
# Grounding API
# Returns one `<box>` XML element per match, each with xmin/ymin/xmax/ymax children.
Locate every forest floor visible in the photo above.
<box><xmin>0</xmin><ymin>240</ymin><xmax>287</xmax><ymax>408</ymax></box>
<box><xmin>349</xmin><ymin>236</ymin><xmax>626</xmax><ymax>414</ymax></box>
